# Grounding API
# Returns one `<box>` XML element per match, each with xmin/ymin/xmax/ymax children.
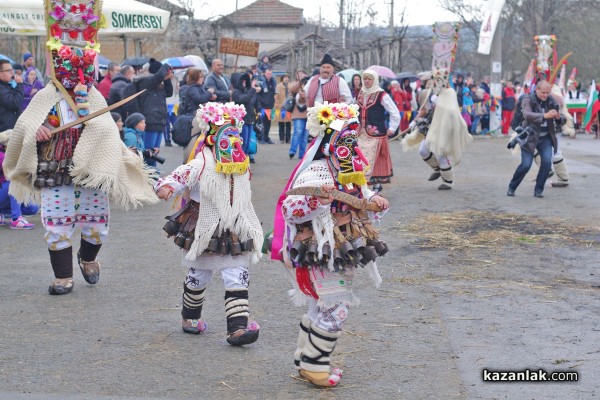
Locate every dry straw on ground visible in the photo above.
<box><xmin>401</xmin><ymin>211</ymin><xmax>599</xmax><ymax>251</ymax></box>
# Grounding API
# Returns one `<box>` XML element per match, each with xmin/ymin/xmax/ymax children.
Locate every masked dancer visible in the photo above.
<box><xmin>154</xmin><ymin>102</ymin><xmax>264</xmax><ymax>346</ymax></box>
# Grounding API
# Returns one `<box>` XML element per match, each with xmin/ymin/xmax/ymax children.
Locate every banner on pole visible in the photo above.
<box><xmin>477</xmin><ymin>0</ymin><xmax>505</xmax><ymax>55</ymax></box>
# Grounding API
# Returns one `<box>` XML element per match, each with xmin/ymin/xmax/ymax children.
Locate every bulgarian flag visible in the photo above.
<box><xmin>582</xmin><ymin>80</ymin><xmax>600</xmax><ymax>132</ymax></box>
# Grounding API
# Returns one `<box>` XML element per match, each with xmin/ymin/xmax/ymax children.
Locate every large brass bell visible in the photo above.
<box><xmin>350</xmin><ymin>237</ymin><xmax>365</xmax><ymax>255</ymax></box>
<box><xmin>360</xmin><ymin>245</ymin><xmax>378</xmax><ymax>264</ymax></box>
<box><xmin>369</xmin><ymin>239</ymin><xmax>389</xmax><ymax>256</ymax></box>
<box><xmin>45</xmin><ymin>175</ymin><xmax>56</xmax><ymax>188</ymax></box>
<box><xmin>163</xmin><ymin>219</ymin><xmax>180</xmax><ymax>236</ymax></box>
<box><xmin>55</xmin><ymin>173</ymin><xmax>64</xmax><ymax>186</ymax></box>
<box><xmin>207</xmin><ymin>238</ymin><xmax>219</xmax><ymax>252</ymax></box>
<box><xmin>290</xmin><ymin>240</ymin><xmax>306</xmax><ymax>263</ymax></box>
<box><xmin>48</xmin><ymin>160</ymin><xmax>59</xmax><ymax>173</ymax></box>
<box><xmin>183</xmin><ymin>236</ymin><xmax>194</xmax><ymax>251</ymax></box>
<box><xmin>241</xmin><ymin>239</ymin><xmax>254</xmax><ymax>252</ymax></box>
<box><xmin>37</xmin><ymin>161</ymin><xmax>49</xmax><ymax>173</ymax></box>
<box><xmin>306</xmin><ymin>240</ymin><xmax>318</xmax><ymax>264</ymax></box>
<box><xmin>218</xmin><ymin>238</ymin><xmax>229</xmax><ymax>255</ymax></box>
<box><xmin>230</xmin><ymin>240</ymin><xmax>242</xmax><ymax>256</ymax></box>
<box><xmin>34</xmin><ymin>176</ymin><xmax>47</xmax><ymax>188</ymax></box>
<box><xmin>339</xmin><ymin>241</ymin><xmax>355</xmax><ymax>262</ymax></box>
<box><xmin>333</xmin><ymin>249</ymin><xmax>344</xmax><ymax>271</ymax></box>
<box><xmin>174</xmin><ymin>233</ymin><xmax>187</xmax><ymax>248</ymax></box>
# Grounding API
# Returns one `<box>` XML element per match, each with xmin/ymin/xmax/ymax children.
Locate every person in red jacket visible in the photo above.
<box><xmin>501</xmin><ymin>81</ymin><xmax>517</xmax><ymax>135</ymax></box>
<box><xmin>97</xmin><ymin>63</ymin><xmax>121</xmax><ymax>100</ymax></box>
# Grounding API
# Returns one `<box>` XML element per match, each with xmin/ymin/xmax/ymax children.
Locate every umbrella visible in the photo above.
<box><xmin>97</xmin><ymin>55</ymin><xmax>112</xmax><ymax>70</ymax></box>
<box><xmin>396</xmin><ymin>72</ymin><xmax>419</xmax><ymax>82</ymax></box>
<box><xmin>121</xmin><ymin>56</ymin><xmax>150</xmax><ymax>67</ymax></box>
<box><xmin>0</xmin><ymin>54</ymin><xmax>16</xmax><ymax>64</ymax></box>
<box><xmin>184</xmin><ymin>55</ymin><xmax>208</xmax><ymax>74</ymax></box>
<box><xmin>162</xmin><ymin>57</ymin><xmax>194</xmax><ymax>70</ymax></box>
<box><xmin>366</xmin><ymin>65</ymin><xmax>396</xmax><ymax>79</ymax></box>
<box><xmin>338</xmin><ymin>68</ymin><xmax>361</xmax><ymax>83</ymax></box>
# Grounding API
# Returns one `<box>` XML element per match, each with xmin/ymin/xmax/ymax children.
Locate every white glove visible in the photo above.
<box><xmin>409</xmin><ymin>120</ymin><xmax>416</xmax><ymax>130</ymax></box>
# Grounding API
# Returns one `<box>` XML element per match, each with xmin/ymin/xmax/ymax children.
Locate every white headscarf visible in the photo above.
<box><xmin>361</xmin><ymin>69</ymin><xmax>383</xmax><ymax>95</ymax></box>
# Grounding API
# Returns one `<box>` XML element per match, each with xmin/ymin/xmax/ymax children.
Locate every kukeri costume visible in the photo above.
<box><xmin>401</xmin><ymin>22</ymin><xmax>471</xmax><ymax>190</ymax></box>
<box><xmin>270</xmin><ymin>102</ymin><xmax>389</xmax><ymax>387</ymax></box>
<box><xmin>2</xmin><ymin>0</ymin><xmax>157</xmax><ymax>295</ymax></box>
<box><xmin>154</xmin><ymin>102</ymin><xmax>264</xmax><ymax>346</ymax></box>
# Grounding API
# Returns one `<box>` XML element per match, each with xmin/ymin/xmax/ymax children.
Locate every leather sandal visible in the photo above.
<box><xmin>226</xmin><ymin>322</ymin><xmax>260</xmax><ymax>346</ymax></box>
<box><xmin>299</xmin><ymin>368</ymin><xmax>342</xmax><ymax>388</ymax></box>
<box><xmin>77</xmin><ymin>251</ymin><xmax>100</xmax><ymax>284</ymax></box>
<box><xmin>182</xmin><ymin>319</ymin><xmax>208</xmax><ymax>334</ymax></box>
<box><xmin>48</xmin><ymin>278</ymin><xmax>74</xmax><ymax>295</ymax></box>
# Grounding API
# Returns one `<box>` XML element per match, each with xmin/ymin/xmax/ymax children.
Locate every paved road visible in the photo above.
<box><xmin>1</xmin><ymin>133</ymin><xmax>599</xmax><ymax>399</ymax></box>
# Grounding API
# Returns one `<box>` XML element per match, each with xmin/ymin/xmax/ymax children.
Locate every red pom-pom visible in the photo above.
<box><xmin>68</xmin><ymin>30</ymin><xmax>78</xmax><ymax>39</ymax></box>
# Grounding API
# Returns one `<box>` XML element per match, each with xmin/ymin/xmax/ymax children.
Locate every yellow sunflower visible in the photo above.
<box><xmin>317</xmin><ymin>107</ymin><xmax>335</xmax><ymax>124</ymax></box>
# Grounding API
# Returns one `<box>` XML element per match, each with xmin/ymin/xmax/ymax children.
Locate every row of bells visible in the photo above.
<box><xmin>164</xmin><ymin>219</ymin><xmax>254</xmax><ymax>254</ymax></box>
<box><xmin>34</xmin><ymin>159</ymin><xmax>73</xmax><ymax>188</ymax></box>
<box><xmin>289</xmin><ymin>237</ymin><xmax>389</xmax><ymax>271</ymax></box>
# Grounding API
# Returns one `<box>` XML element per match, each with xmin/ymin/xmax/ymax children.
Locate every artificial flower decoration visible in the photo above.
<box><xmin>50</xmin><ymin>6</ymin><xmax>66</xmax><ymax>20</ymax></box>
<box><xmin>306</xmin><ymin>102</ymin><xmax>360</xmax><ymax>138</ymax></box>
<box><xmin>317</xmin><ymin>106</ymin><xmax>335</xmax><ymax>124</ymax></box>
<box><xmin>84</xmin><ymin>40</ymin><xmax>100</xmax><ymax>53</ymax></box>
<box><xmin>195</xmin><ymin>102</ymin><xmax>247</xmax><ymax>134</ymax></box>
<box><xmin>46</xmin><ymin>37</ymin><xmax>63</xmax><ymax>51</ymax></box>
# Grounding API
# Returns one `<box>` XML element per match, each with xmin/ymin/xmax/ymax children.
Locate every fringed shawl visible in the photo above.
<box><xmin>3</xmin><ymin>83</ymin><xmax>157</xmax><ymax>209</ymax></box>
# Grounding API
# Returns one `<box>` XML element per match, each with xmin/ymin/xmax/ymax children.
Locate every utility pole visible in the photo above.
<box><xmin>490</xmin><ymin>20</ymin><xmax>502</xmax><ymax>135</ymax></box>
<box><xmin>389</xmin><ymin>0</ymin><xmax>394</xmax><ymax>35</ymax></box>
<box><xmin>339</xmin><ymin>0</ymin><xmax>345</xmax><ymax>49</ymax></box>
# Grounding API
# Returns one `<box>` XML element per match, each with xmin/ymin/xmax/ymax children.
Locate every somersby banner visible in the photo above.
<box><xmin>0</xmin><ymin>0</ymin><xmax>170</xmax><ymax>36</ymax></box>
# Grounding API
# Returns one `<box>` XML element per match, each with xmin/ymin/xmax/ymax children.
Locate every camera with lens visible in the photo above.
<box><xmin>141</xmin><ymin>149</ymin><xmax>165</xmax><ymax>164</ymax></box>
<box><xmin>507</xmin><ymin>125</ymin><xmax>533</xmax><ymax>149</ymax></box>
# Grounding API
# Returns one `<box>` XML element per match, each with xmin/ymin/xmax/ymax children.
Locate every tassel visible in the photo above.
<box><xmin>337</xmin><ymin>171</ymin><xmax>367</xmax><ymax>186</ymax></box>
<box><xmin>296</xmin><ymin>267</ymin><xmax>318</xmax><ymax>299</ymax></box>
<box><xmin>215</xmin><ymin>158</ymin><xmax>249</xmax><ymax>175</ymax></box>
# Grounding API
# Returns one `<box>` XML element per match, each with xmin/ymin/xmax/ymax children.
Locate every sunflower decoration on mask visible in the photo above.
<box><xmin>317</xmin><ymin>106</ymin><xmax>335</xmax><ymax>124</ymax></box>
<box><xmin>306</xmin><ymin>102</ymin><xmax>360</xmax><ymax>138</ymax></box>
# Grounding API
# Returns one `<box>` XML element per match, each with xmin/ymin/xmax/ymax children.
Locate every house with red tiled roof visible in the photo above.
<box><xmin>218</xmin><ymin>0</ymin><xmax>304</xmax><ymax>69</ymax></box>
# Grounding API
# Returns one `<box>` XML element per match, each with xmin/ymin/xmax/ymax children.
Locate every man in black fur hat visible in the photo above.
<box><xmin>304</xmin><ymin>53</ymin><xmax>352</xmax><ymax>107</ymax></box>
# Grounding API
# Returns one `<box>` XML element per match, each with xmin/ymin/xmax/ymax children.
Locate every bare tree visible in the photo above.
<box><xmin>439</xmin><ymin>0</ymin><xmax>600</xmax><ymax>83</ymax></box>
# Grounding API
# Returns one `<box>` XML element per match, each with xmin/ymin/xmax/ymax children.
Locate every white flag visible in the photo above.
<box><xmin>477</xmin><ymin>0</ymin><xmax>506</xmax><ymax>55</ymax></box>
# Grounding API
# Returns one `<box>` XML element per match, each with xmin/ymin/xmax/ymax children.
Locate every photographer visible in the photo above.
<box><xmin>507</xmin><ymin>80</ymin><xmax>566</xmax><ymax>198</ymax></box>
<box><xmin>123</xmin><ymin>113</ymin><xmax>164</xmax><ymax>165</ymax></box>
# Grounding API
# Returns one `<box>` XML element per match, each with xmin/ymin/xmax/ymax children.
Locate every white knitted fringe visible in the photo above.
<box><xmin>365</xmin><ymin>261</ymin><xmax>382</xmax><ymax>288</ymax></box>
<box><xmin>184</xmin><ymin>148</ymin><xmax>263</xmax><ymax>261</ymax></box>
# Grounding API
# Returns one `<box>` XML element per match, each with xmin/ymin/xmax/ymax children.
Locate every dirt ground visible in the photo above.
<box><xmin>1</xmin><ymin>132</ymin><xmax>599</xmax><ymax>400</ymax></box>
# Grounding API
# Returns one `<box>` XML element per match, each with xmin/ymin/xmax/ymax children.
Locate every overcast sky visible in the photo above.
<box><xmin>196</xmin><ymin>0</ymin><xmax>459</xmax><ymax>27</ymax></box>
